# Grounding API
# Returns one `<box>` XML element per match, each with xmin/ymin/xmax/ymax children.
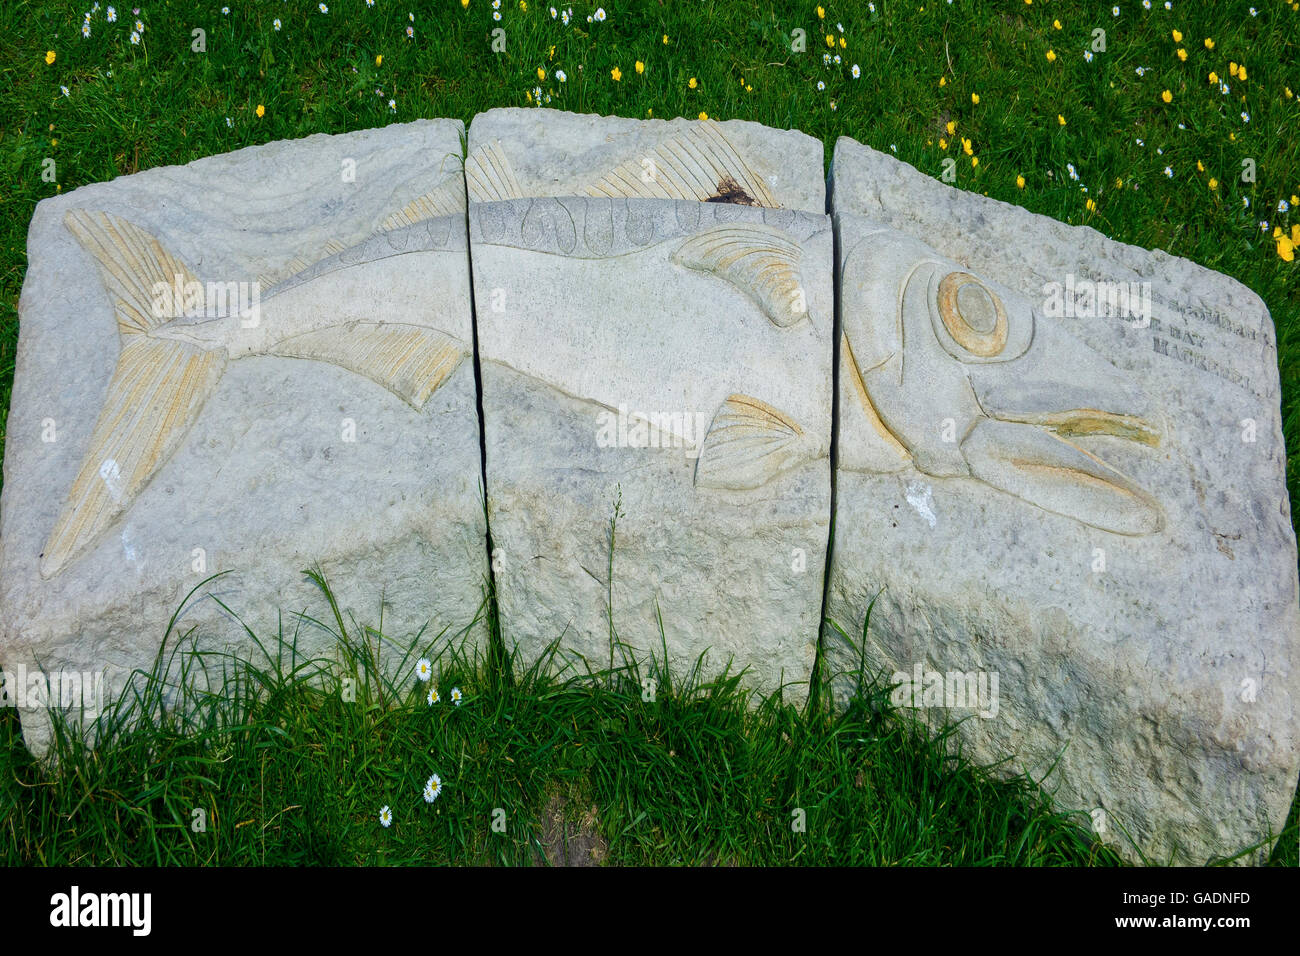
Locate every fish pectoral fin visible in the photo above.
<box><xmin>267</xmin><ymin>323</ymin><xmax>464</xmax><ymax>409</ymax></box>
<box><xmin>64</xmin><ymin>209</ymin><xmax>203</xmax><ymax>336</ymax></box>
<box><xmin>695</xmin><ymin>394</ymin><xmax>816</xmax><ymax>490</ymax></box>
<box><xmin>961</xmin><ymin>418</ymin><xmax>1164</xmax><ymax>535</ymax></box>
<box><xmin>42</xmin><ymin>338</ymin><xmax>226</xmax><ymax>578</ymax></box>
<box><xmin>671</xmin><ymin>224</ymin><xmax>808</xmax><ymax>328</ymax></box>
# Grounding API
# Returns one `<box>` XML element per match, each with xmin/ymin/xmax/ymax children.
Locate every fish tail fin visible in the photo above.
<box><xmin>694</xmin><ymin>394</ymin><xmax>819</xmax><ymax>490</ymax></box>
<box><xmin>63</xmin><ymin>208</ymin><xmax>204</xmax><ymax>334</ymax></box>
<box><xmin>44</xmin><ymin>211</ymin><xmax>227</xmax><ymax>578</ymax></box>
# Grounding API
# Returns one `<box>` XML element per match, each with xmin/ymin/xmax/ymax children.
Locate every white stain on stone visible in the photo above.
<box><xmin>905</xmin><ymin>480</ymin><xmax>937</xmax><ymax>528</ymax></box>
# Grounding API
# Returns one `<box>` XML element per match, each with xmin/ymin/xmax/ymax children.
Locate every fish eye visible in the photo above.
<box><xmin>937</xmin><ymin>272</ymin><xmax>1008</xmax><ymax>357</ymax></box>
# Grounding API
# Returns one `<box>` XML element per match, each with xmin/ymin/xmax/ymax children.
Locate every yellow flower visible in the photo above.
<box><xmin>746</xmin><ymin>84</ymin><xmax>752</xmax><ymax>92</ymax></box>
<box><xmin>1058</xmin><ymin>114</ymin><xmax>1067</xmax><ymax>126</ymax></box>
<box><xmin>611</xmin><ymin>66</ymin><xmax>622</xmax><ymax>81</ymax></box>
<box><xmin>520</xmin><ymin>0</ymin><xmax>527</xmax><ymax>8</ymax></box>
<box><xmin>962</xmin><ymin>137</ymin><xmax>973</xmax><ymax>155</ymax></box>
<box><xmin>549</xmin><ymin>45</ymin><xmax>555</xmax><ymax>59</ymax></box>
<box><xmin>537</xmin><ymin>67</ymin><xmax>546</xmax><ymax>81</ymax></box>
<box><xmin>971</xmin><ymin>93</ymin><xmax>980</xmax><ymax>105</ymax></box>
<box><xmin>688</xmin><ymin>77</ymin><xmax>697</xmax><ymax>89</ymax></box>
<box><xmin>50</xmin><ymin>138</ymin><xmax>57</xmax><ymax>147</ymax></box>
<box><xmin>525</xmin><ymin>89</ymin><xmax>532</xmax><ymax>103</ymax></box>
<box><xmin>1208</xmin><ymin>71</ymin><xmax>1218</xmax><ymax>83</ymax></box>
<box><xmin>662</xmin><ymin>34</ymin><xmax>669</xmax><ymax>44</ymax></box>
<box><xmin>1046</xmin><ymin>49</ymin><xmax>1056</xmax><ymax>62</ymax></box>
<box><xmin>635</xmin><ymin>60</ymin><xmax>644</xmax><ymax>74</ymax></box>
<box><xmin>1053</xmin><ymin>19</ymin><xmax>1062</xmax><ymax>30</ymax></box>
<box><xmin>647</xmin><ymin>107</ymin><xmax>653</xmax><ymax>116</ymax></box>
<box><xmin>699</xmin><ymin>111</ymin><xmax>708</xmax><ymax>120</ymax></box>
<box><xmin>1276</xmin><ymin>231</ymin><xmax>1295</xmax><ymax>261</ymax></box>
<box><xmin>1239</xmin><ymin>65</ymin><xmax>1247</xmax><ymax>80</ymax></box>
<box><xmin>946</xmin><ymin>120</ymin><xmax>956</xmax><ymax>135</ymax></box>
<box><xmin>1287</xmin><ymin>87</ymin><xmax>1294</xmax><ymax>99</ymax></box>
<box><xmin>1086</xmin><ymin>198</ymin><xmax>1097</xmax><ymax>212</ymax></box>
<box><xmin>826</xmin><ymin>34</ymin><xmax>835</xmax><ymax>48</ymax></box>
<box><xmin>45</xmin><ymin>50</ymin><xmax>56</xmax><ymax>65</ymax></box>
<box><xmin>817</xmin><ymin>5</ymin><xmax>825</xmax><ymax>18</ymax></box>
<box><xmin>255</xmin><ymin>104</ymin><xmax>265</xmax><ymax>118</ymax></box>
<box><xmin>1229</xmin><ymin>62</ymin><xmax>1238</xmax><ymax>77</ymax></box>
<box><xmin>1171</xmin><ymin>29</ymin><xmax>1182</xmax><ymax>43</ymax></box>
<box><xmin>971</xmin><ymin>156</ymin><xmax>979</xmax><ymax>167</ymax></box>
<box><xmin>375</xmin><ymin>54</ymin><xmax>383</xmax><ymax>66</ymax></box>
<box><xmin>1208</xmin><ymin>178</ymin><xmax>1218</xmax><ymax>190</ymax></box>
<box><xmin>1204</xmin><ymin>37</ymin><xmax>1214</xmax><ymax>50</ymax></box>
<box><xmin>839</xmin><ymin>36</ymin><xmax>846</xmax><ymax>49</ymax></box>
<box><xmin>1161</xmin><ymin>89</ymin><xmax>1173</xmax><ymax>103</ymax></box>
<box><xmin>1115</xmin><ymin>177</ymin><xmax>1123</xmax><ymax>188</ymax></box>
<box><xmin>939</xmin><ymin>138</ymin><xmax>948</xmax><ymax>149</ymax></box>
<box><xmin>1016</xmin><ymin>174</ymin><xmax>1026</xmax><ymax>189</ymax></box>
<box><xmin>1292</xmin><ymin>196</ymin><xmax>1300</xmax><ymax>207</ymax></box>
<box><xmin>939</xmin><ymin>76</ymin><xmax>946</xmax><ymax>86</ymax></box>
<box><xmin>1177</xmin><ymin>48</ymin><xmax>1187</xmax><ymax>62</ymax></box>
<box><xmin>461</xmin><ymin>0</ymin><xmax>469</xmax><ymax>7</ymax></box>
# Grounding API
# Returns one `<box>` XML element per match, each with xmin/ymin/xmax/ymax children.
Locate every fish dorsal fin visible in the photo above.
<box><xmin>267</xmin><ymin>322</ymin><xmax>464</xmax><ymax>409</ymax></box>
<box><xmin>381</xmin><ymin>176</ymin><xmax>468</xmax><ymax>230</ymax></box>
<box><xmin>695</xmin><ymin>394</ymin><xmax>813</xmax><ymax>490</ymax></box>
<box><xmin>671</xmin><ymin>224</ymin><xmax>807</xmax><ymax>327</ymax></box>
<box><xmin>584</xmin><ymin>121</ymin><xmax>780</xmax><ymax>207</ymax></box>
<box><xmin>465</xmin><ymin>141</ymin><xmax>525</xmax><ymax>202</ymax></box>
<box><xmin>42</xmin><ymin>338</ymin><xmax>227</xmax><ymax>578</ymax></box>
<box><xmin>64</xmin><ymin>209</ymin><xmax>203</xmax><ymax>336</ymax></box>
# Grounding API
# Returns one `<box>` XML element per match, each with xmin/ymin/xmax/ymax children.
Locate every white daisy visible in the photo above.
<box><xmin>222</xmin><ymin>6</ymin><xmax>229</xmax><ymax>13</ymax></box>
<box><xmin>427</xmin><ymin>686</ymin><xmax>440</xmax><ymax>706</ymax></box>
<box><xmin>1083</xmin><ymin>50</ymin><xmax>1094</xmax><ymax>62</ymax></box>
<box><xmin>130</xmin><ymin>30</ymin><xmax>139</xmax><ymax>43</ymax></box>
<box><xmin>1067</xmin><ymin>163</ymin><xmax>1079</xmax><ymax>180</ymax></box>
<box><xmin>594</xmin><ymin>6</ymin><xmax>606</xmax><ymax>20</ymax></box>
<box><xmin>832</xmin><ymin>54</ymin><xmax>840</xmax><ymax>64</ymax></box>
<box><xmin>1112</xmin><ymin>6</ymin><xmax>1120</xmax><ymax>16</ymax></box>
<box><xmin>1241</xmin><ymin>111</ymin><xmax>1250</xmax><ymax>123</ymax></box>
<box><xmin>319</xmin><ymin>3</ymin><xmax>328</xmax><ymax>12</ymax></box>
<box><xmin>388</xmin><ymin>99</ymin><xmax>396</xmax><ymax>112</ymax></box>
<box><xmin>851</xmin><ymin>63</ymin><xmax>861</xmax><ymax>78</ymax></box>
<box><xmin>415</xmin><ymin>658</ymin><xmax>433</xmax><ymax>682</ymax></box>
<box><xmin>816</xmin><ymin>80</ymin><xmax>825</xmax><ymax>91</ymax></box>
<box><xmin>134</xmin><ymin>18</ymin><xmax>143</xmax><ymax>31</ymax></box>
<box><xmin>550</xmin><ymin>6</ymin><xmax>557</xmax><ymax>17</ymax></box>
<box><xmin>61</xmin><ymin>85</ymin><xmax>70</xmax><ymax>96</ymax></box>
<box><xmin>1260</xmin><ymin>221</ymin><xmax>1270</xmax><ymax>231</ymax></box>
<box><xmin>424</xmin><ymin>773</ymin><xmax>443</xmax><ymax>802</ymax></box>
<box><xmin>82</xmin><ymin>21</ymin><xmax>91</xmax><ymax>37</ymax></box>
<box><xmin>106</xmin><ymin>6</ymin><xmax>116</xmax><ymax>21</ymax></box>
<box><xmin>1163</xmin><ymin>166</ymin><xmax>1173</xmax><ymax>177</ymax></box>
<box><xmin>225</xmin><ymin>116</ymin><xmax>233</xmax><ymax>127</ymax></box>
<box><xmin>451</xmin><ymin>687</ymin><xmax>463</xmax><ymax>706</ymax></box>
<box><xmin>379</xmin><ymin>805</ymin><xmax>392</xmax><ymax>827</ymax></box>
<box><xmin>555</xmin><ymin>69</ymin><xmax>567</xmax><ymax>81</ymax></box>
<box><xmin>273</xmin><ymin>18</ymin><xmax>281</xmax><ymax>29</ymax></box>
<box><xmin>1279</xmin><ymin>200</ymin><xmax>1291</xmax><ymax>214</ymax></box>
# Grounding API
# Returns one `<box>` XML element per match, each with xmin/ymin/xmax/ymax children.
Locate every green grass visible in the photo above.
<box><xmin>0</xmin><ymin>1</ymin><xmax>1297</xmax><ymax>865</ymax></box>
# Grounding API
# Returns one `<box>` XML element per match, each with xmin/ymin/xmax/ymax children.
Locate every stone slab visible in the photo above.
<box><xmin>468</xmin><ymin>110</ymin><xmax>832</xmax><ymax>699</ymax></box>
<box><xmin>825</xmin><ymin>134</ymin><xmax>1300</xmax><ymax>864</ymax></box>
<box><xmin>1</xmin><ymin>120</ymin><xmax>489</xmax><ymax>756</ymax></box>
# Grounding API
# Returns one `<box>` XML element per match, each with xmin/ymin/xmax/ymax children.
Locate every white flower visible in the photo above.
<box><xmin>379</xmin><ymin>806</ymin><xmax>392</xmax><ymax>827</ymax></box>
<box><xmin>493</xmin><ymin>10</ymin><xmax>501</xmax><ymax>19</ymax></box>
<box><xmin>1142</xmin><ymin>0</ymin><xmax>1150</xmax><ymax>8</ymax></box>
<box><xmin>273</xmin><ymin>18</ymin><xmax>281</xmax><ymax>29</ymax></box>
<box><xmin>225</xmin><ymin>116</ymin><xmax>233</xmax><ymax>127</ymax></box>
<box><xmin>1242</xmin><ymin>197</ymin><xmax>1250</xmax><ymax>209</ymax></box>
<box><xmin>221</xmin><ymin>6</ymin><xmax>229</xmax><ymax>14</ymax></box>
<box><xmin>319</xmin><ymin>3</ymin><xmax>328</xmax><ymax>12</ymax></box>
<box><xmin>1083</xmin><ymin>50</ymin><xmax>1093</xmax><ymax>62</ymax></box>
<box><xmin>1164</xmin><ymin>0</ymin><xmax>1171</xmax><ymax>8</ymax></box>
<box><xmin>82</xmin><ymin>21</ymin><xmax>91</xmax><ymax>37</ymax></box>
<box><xmin>1112</xmin><ymin>6</ymin><xmax>1120</xmax><ymax>16</ymax></box>
<box><xmin>1241</xmin><ymin>111</ymin><xmax>1250</xmax><ymax>123</ymax></box>
<box><xmin>130</xmin><ymin>30</ymin><xmax>139</xmax><ymax>43</ymax></box>
<box><xmin>594</xmin><ymin>6</ymin><xmax>606</xmax><ymax>20</ymax></box>
<box><xmin>1259</xmin><ymin>221</ymin><xmax>1270</xmax><ymax>231</ymax></box>
<box><xmin>406</xmin><ymin>25</ymin><xmax>413</xmax><ymax>37</ymax></box>
<box><xmin>822</xmin><ymin>53</ymin><xmax>831</xmax><ymax>65</ymax></box>
<box><xmin>106</xmin><ymin>6</ymin><xmax>116</xmax><ymax>21</ymax></box>
<box><xmin>555</xmin><ymin>69</ymin><xmax>566</xmax><ymax>81</ymax></box>
<box><xmin>836</xmin><ymin>22</ymin><xmax>844</xmax><ymax>31</ymax></box>
<box><xmin>388</xmin><ymin>99</ymin><xmax>397</xmax><ymax>112</ymax></box>
<box><xmin>368</xmin><ymin>0</ymin><xmax>375</xmax><ymax>5</ymax></box>
<box><xmin>415</xmin><ymin>658</ymin><xmax>433</xmax><ymax>682</ymax></box>
<box><xmin>830</xmin><ymin>100</ymin><xmax>837</xmax><ymax>111</ymax></box>
<box><xmin>427</xmin><ymin>686</ymin><xmax>440</xmax><ymax>706</ymax></box>
<box><xmin>408</xmin><ymin>12</ymin><xmax>414</xmax><ymax>20</ymax></box>
<box><xmin>60</xmin><ymin>85</ymin><xmax>70</xmax><ymax>96</ymax></box>
<box><xmin>889</xmin><ymin>144</ymin><xmax>897</xmax><ymax>153</ymax></box>
<box><xmin>1177</xmin><ymin>122</ymin><xmax>1185</xmax><ymax>129</ymax></box>
<box><xmin>1067</xmin><ymin>162</ymin><xmax>1079</xmax><ymax>180</ymax></box>
<box><xmin>1163</xmin><ymin>166</ymin><xmax>1173</xmax><ymax>177</ymax></box>
<box><xmin>424</xmin><ymin>773</ymin><xmax>443</xmax><ymax>802</ymax></box>
<box><xmin>1156</xmin><ymin>147</ymin><xmax>1163</xmax><ymax>155</ymax></box>
<box><xmin>868</xmin><ymin>2</ymin><xmax>876</xmax><ymax>11</ymax></box>
<box><xmin>816</xmin><ymin>80</ymin><xmax>825</xmax><ymax>91</ymax></box>
<box><xmin>492</xmin><ymin>0</ymin><xmax>500</xmax><ymax>7</ymax></box>
<box><xmin>1135</xmin><ymin>66</ymin><xmax>1146</xmax><ymax>76</ymax></box>
<box><xmin>561</xmin><ymin>8</ymin><xmax>570</xmax><ymax>24</ymax></box>
<box><xmin>1135</xmin><ymin>138</ymin><xmax>1144</xmax><ymax>146</ymax></box>
<box><xmin>1220</xmin><ymin>81</ymin><xmax>1230</xmax><ymax>94</ymax></box>
<box><xmin>1249</xmin><ymin>6</ymin><xmax>1256</xmax><ymax>14</ymax></box>
<box><xmin>451</xmin><ymin>687</ymin><xmax>463</xmax><ymax>705</ymax></box>
<box><xmin>851</xmin><ymin>63</ymin><xmax>861</xmax><ymax>78</ymax></box>
<box><xmin>832</xmin><ymin>54</ymin><xmax>840</xmax><ymax>64</ymax></box>
<box><xmin>550</xmin><ymin>6</ymin><xmax>557</xmax><ymax>16</ymax></box>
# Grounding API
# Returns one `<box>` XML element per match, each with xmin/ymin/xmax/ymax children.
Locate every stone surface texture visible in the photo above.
<box><xmin>1</xmin><ymin>120</ymin><xmax>488</xmax><ymax>756</ymax></box>
<box><xmin>468</xmin><ymin>109</ymin><xmax>832</xmax><ymax>698</ymax></box>
<box><xmin>825</xmin><ymin>134</ymin><xmax>1300</xmax><ymax>864</ymax></box>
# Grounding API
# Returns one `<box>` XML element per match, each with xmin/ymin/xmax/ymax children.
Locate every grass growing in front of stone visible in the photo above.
<box><xmin>1</xmin><ymin>2</ymin><xmax>1297</xmax><ymax>864</ymax></box>
<box><xmin>0</xmin><ymin>573</ymin><xmax>1130</xmax><ymax>866</ymax></box>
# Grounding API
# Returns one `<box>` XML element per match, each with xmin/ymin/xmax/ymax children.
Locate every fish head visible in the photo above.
<box><xmin>841</xmin><ymin>224</ymin><xmax>1163</xmax><ymax>535</ymax></box>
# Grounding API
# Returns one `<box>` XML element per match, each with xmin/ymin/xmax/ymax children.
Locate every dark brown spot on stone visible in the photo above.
<box><xmin>706</xmin><ymin>175</ymin><xmax>759</xmax><ymax>206</ymax></box>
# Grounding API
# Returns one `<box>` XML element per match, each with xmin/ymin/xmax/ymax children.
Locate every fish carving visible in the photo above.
<box><xmin>42</xmin><ymin>176</ymin><xmax>471</xmax><ymax>578</ymax></box>
<box><xmin>838</xmin><ymin>221</ymin><xmax>1165</xmax><ymax>536</ymax></box>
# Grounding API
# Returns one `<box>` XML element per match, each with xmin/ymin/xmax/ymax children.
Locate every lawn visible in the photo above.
<box><xmin>0</xmin><ymin>0</ymin><xmax>1296</xmax><ymax>865</ymax></box>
